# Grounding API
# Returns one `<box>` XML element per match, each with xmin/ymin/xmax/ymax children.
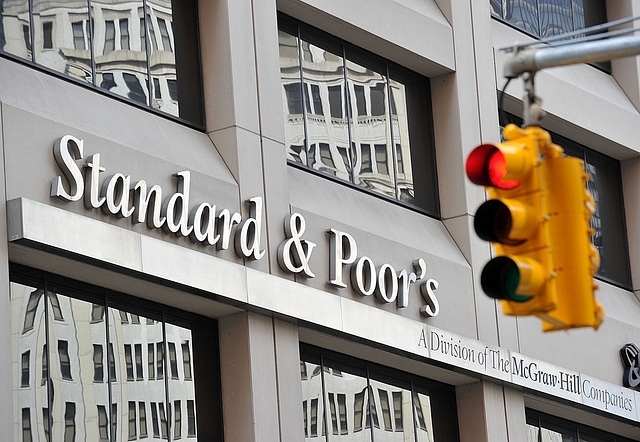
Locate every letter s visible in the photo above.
<box><xmin>420</xmin><ymin>278</ymin><xmax>440</xmax><ymax>317</ymax></box>
<box><xmin>51</xmin><ymin>135</ymin><xmax>84</xmax><ymax>201</ymax></box>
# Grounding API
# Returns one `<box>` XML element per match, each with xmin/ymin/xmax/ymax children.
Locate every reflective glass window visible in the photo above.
<box><xmin>526</xmin><ymin>409</ymin><xmax>636</xmax><ymax>442</ymax></box>
<box><xmin>0</xmin><ymin>0</ymin><xmax>203</xmax><ymax>126</ymax></box>
<box><xmin>301</xmin><ymin>344</ymin><xmax>458</xmax><ymax>441</ymax></box>
<box><xmin>278</xmin><ymin>14</ymin><xmax>439</xmax><ymax>217</ymax></box>
<box><xmin>10</xmin><ymin>266</ymin><xmax>222</xmax><ymax>441</ymax></box>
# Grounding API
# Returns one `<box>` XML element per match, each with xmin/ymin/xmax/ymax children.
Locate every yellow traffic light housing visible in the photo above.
<box><xmin>466</xmin><ymin>124</ymin><xmax>603</xmax><ymax>331</ymax></box>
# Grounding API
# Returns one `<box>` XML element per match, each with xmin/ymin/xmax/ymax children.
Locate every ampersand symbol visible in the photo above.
<box><xmin>277</xmin><ymin>213</ymin><xmax>316</xmax><ymax>278</ymax></box>
<box><xmin>620</xmin><ymin>343</ymin><xmax>640</xmax><ymax>389</ymax></box>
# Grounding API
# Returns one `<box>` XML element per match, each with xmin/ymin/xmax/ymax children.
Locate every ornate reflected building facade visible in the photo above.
<box><xmin>2</xmin><ymin>1</ymin><xmax>640</xmax><ymax>441</ymax></box>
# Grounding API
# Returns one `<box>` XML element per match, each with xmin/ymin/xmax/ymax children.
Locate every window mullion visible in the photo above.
<box><xmin>343</xmin><ymin>45</ymin><xmax>356</xmax><ymax>184</ymax></box>
<box><xmin>296</xmin><ymin>24</ymin><xmax>311</xmax><ymax>167</ymax></box>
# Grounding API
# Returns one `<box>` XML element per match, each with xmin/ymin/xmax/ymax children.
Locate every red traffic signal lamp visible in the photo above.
<box><xmin>466</xmin><ymin>124</ymin><xmax>603</xmax><ymax>331</ymax></box>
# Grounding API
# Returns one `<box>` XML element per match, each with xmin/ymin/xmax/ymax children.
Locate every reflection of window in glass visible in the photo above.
<box><xmin>123</xmin><ymin>73</ymin><xmax>147</xmax><ymax>104</ymax></box>
<box><xmin>23</xmin><ymin>289</ymin><xmax>42</xmax><ymax>333</ymax></box>
<box><xmin>167</xmin><ymin>79</ymin><xmax>178</xmax><ymax>101</ymax></box>
<box><xmin>284</xmin><ymin>83</ymin><xmax>303</xmax><ymax>115</ymax></box>
<box><xmin>128</xmin><ymin>401</ymin><xmax>137</xmax><ymax>440</ymax></box>
<box><xmin>182</xmin><ymin>342</ymin><xmax>192</xmax><ymax>380</ymax></box>
<box><xmin>302</xmin><ymin>400</ymin><xmax>308</xmax><ymax>437</ymax></box>
<box><xmin>328</xmin><ymin>393</ymin><xmax>338</xmax><ymax>435</ymax></box>
<box><xmin>310</xmin><ymin>84</ymin><xmax>323</xmax><ymax>115</ymax></box>
<box><xmin>93</xmin><ymin>344</ymin><xmax>104</xmax><ymax>382</ymax></box>
<box><xmin>366</xmin><ymin>386</ymin><xmax>380</xmax><ymax>429</ymax></box>
<box><xmin>328</xmin><ymin>85</ymin><xmax>342</xmax><ymax>119</ymax></box>
<box><xmin>112</xmin><ymin>404</ymin><xmax>118</xmax><ymax>440</ymax></box>
<box><xmin>104</xmin><ymin>21</ymin><xmax>115</xmax><ymax>54</ymax></box>
<box><xmin>158</xmin><ymin>18</ymin><xmax>172</xmax><ymax>52</ymax></box>
<box><xmin>412</xmin><ymin>391</ymin><xmax>427</xmax><ymax>431</ymax></box>
<box><xmin>370</xmin><ymin>83</ymin><xmax>386</xmax><ymax>116</ymax></box>
<box><xmin>187</xmin><ymin>400</ymin><xmax>196</xmax><ymax>436</ymax></box>
<box><xmin>392</xmin><ymin>391</ymin><xmax>403</xmax><ymax>431</ymax></box>
<box><xmin>120</xmin><ymin>310</ymin><xmax>129</xmax><ymax>323</ymax></box>
<box><xmin>159</xmin><ymin>402</ymin><xmax>168</xmax><ymax>439</ymax></box>
<box><xmin>41</xmin><ymin>344</ymin><xmax>48</xmax><ymax>386</ymax></box>
<box><xmin>130</xmin><ymin>313</ymin><xmax>140</xmax><ymax>324</ymax></box>
<box><xmin>43</xmin><ymin>408</ymin><xmax>51</xmax><ymax>442</ymax></box>
<box><xmin>375</xmin><ymin>145</ymin><xmax>388</xmax><ymax>176</ymax></box>
<box><xmin>360</xmin><ymin>144</ymin><xmax>372</xmax><ymax>173</ymax></box>
<box><xmin>334</xmin><ymin>393</ymin><xmax>346</xmax><ymax>434</ymax></box>
<box><xmin>354</xmin><ymin>390</ymin><xmax>364</xmax><ymax>432</ymax></box>
<box><xmin>135</xmin><ymin>344</ymin><xmax>143</xmax><ymax>381</ymax></box>
<box><xmin>48</xmin><ymin>293</ymin><xmax>64</xmax><ymax>321</ymax></box>
<box><xmin>169</xmin><ymin>342</ymin><xmax>179</xmax><ymax>379</ymax></box>
<box><xmin>64</xmin><ymin>402</ymin><xmax>76</xmax><ymax>442</ymax></box>
<box><xmin>174</xmin><ymin>400</ymin><xmax>182</xmax><ymax>439</ymax></box>
<box><xmin>355</xmin><ymin>85</ymin><xmax>366</xmax><ymax>116</ymax></box>
<box><xmin>139</xmin><ymin>402</ymin><xmax>148</xmax><ymax>437</ymax></box>
<box><xmin>58</xmin><ymin>340</ymin><xmax>72</xmax><ymax>380</ymax></box>
<box><xmin>23</xmin><ymin>25</ymin><xmax>32</xmax><ymax>52</ymax></box>
<box><xmin>109</xmin><ymin>343</ymin><xmax>117</xmax><ymax>381</ymax></box>
<box><xmin>395</xmin><ymin>144</ymin><xmax>404</xmax><ymax>174</ymax></box>
<box><xmin>310</xmin><ymin>398</ymin><xmax>318</xmax><ymax>437</ymax></box>
<box><xmin>379</xmin><ymin>389</ymin><xmax>392</xmax><ymax>431</ymax></box>
<box><xmin>153</xmin><ymin>78</ymin><xmax>162</xmax><ymax>99</ymax></box>
<box><xmin>147</xmin><ymin>15</ymin><xmax>158</xmax><ymax>51</ymax></box>
<box><xmin>157</xmin><ymin>342</ymin><xmax>164</xmax><ymax>379</ymax></box>
<box><xmin>22</xmin><ymin>408</ymin><xmax>32</xmax><ymax>442</ymax></box>
<box><xmin>98</xmin><ymin>405</ymin><xmax>109</xmax><ymax>441</ymax></box>
<box><xmin>42</xmin><ymin>22</ymin><xmax>53</xmax><ymax>50</ymax></box>
<box><xmin>148</xmin><ymin>343</ymin><xmax>155</xmax><ymax>380</ymax></box>
<box><xmin>139</xmin><ymin>18</ymin><xmax>147</xmax><ymax>53</ymax></box>
<box><xmin>300</xmin><ymin>361</ymin><xmax>307</xmax><ymax>380</ymax></box>
<box><xmin>72</xmin><ymin>22</ymin><xmax>85</xmax><ymax>50</ymax></box>
<box><xmin>319</xmin><ymin>143</ymin><xmax>335</xmax><ymax>168</ymax></box>
<box><xmin>21</xmin><ymin>351</ymin><xmax>30</xmax><ymax>387</ymax></box>
<box><xmin>151</xmin><ymin>403</ymin><xmax>160</xmax><ymax>437</ymax></box>
<box><xmin>125</xmin><ymin>344</ymin><xmax>134</xmax><ymax>381</ymax></box>
<box><xmin>91</xmin><ymin>304</ymin><xmax>105</xmax><ymax>322</ymax></box>
<box><xmin>120</xmin><ymin>19</ymin><xmax>130</xmax><ymax>50</ymax></box>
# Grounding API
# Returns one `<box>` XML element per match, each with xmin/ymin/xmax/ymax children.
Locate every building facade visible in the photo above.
<box><xmin>2</xmin><ymin>0</ymin><xmax>640</xmax><ymax>441</ymax></box>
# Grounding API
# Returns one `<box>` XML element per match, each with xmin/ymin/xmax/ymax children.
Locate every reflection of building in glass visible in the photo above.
<box><xmin>300</xmin><ymin>358</ymin><xmax>436</xmax><ymax>441</ymax></box>
<box><xmin>12</xmin><ymin>283</ymin><xmax>197</xmax><ymax>441</ymax></box>
<box><xmin>0</xmin><ymin>0</ymin><xmax>193</xmax><ymax>122</ymax></box>
<box><xmin>278</xmin><ymin>19</ymin><xmax>433</xmax><ymax>210</ymax></box>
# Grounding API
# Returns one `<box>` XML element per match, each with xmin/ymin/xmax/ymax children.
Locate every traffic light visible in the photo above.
<box><xmin>466</xmin><ymin>124</ymin><xmax>603</xmax><ymax>331</ymax></box>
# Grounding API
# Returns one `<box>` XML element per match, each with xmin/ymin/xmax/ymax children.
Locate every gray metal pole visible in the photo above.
<box><xmin>504</xmin><ymin>34</ymin><xmax>640</xmax><ymax>78</ymax></box>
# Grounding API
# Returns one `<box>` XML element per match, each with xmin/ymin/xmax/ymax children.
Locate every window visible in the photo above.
<box><xmin>128</xmin><ymin>401</ymin><xmax>137</xmax><ymax>440</ymax></box>
<box><xmin>91</xmin><ymin>304</ymin><xmax>105</xmax><ymax>322</ymax></box>
<box><xmin>43</xmin><ymin>408</ymin><xmax>51</xmax><ymax>441</ymax></box>
<box><xmin>527</xmin><ymin>409</ymin><xmax>637</xmax><ymax>441</ymax></box>
<box><xmin>502</xmin><ymin>114</ymin><xmax>632</xmax><ymax>288</ymax></box>
<box><xmin>23</xmin><ymin>289</ymin><xmax>42</xmax><ymax>333</ymax></box>
<box><xmin>10</xmin><ymin>266</ymin><xmax>223</xmax><ymax>442</ymax></box>
<box><xmin>58</xmin><ymin>340</ymin><xmax>72</xmax><ymax>380</ymax></box>
<box><xmin>0</xmin><ymin>0</ymin><xmax>204</xmax><ymax>126</ymax></box>
<box><xmin>64</xmin><ymin>402</ymin><xmax>76</xmax><ymax>442</ymax></box>
<box><xmin>93</xmin><ymin>344</ymin><xmax>104</xmax><ymax>382</ymax></box>
<box><xmin>148</xmin><ymin>343</ymin><xmax>155</xmax><ymax>380</ymax></box>
<box><xmin>169</xmin><ymin>342</ymin><xmax>179</xmax><ymax>379</ymax></box>
<box><xmin>174</xmin><ymin>400</ymin><xmax>182</xmax><ymax>439</ymax></box>
<box><xmin>125</xmin><ymin>344</ymin><xmax>134</xmax><ymax>380</ymax></box>
<box><xmin>98</xmin><ymin>405</ymin><xmax>109</xmax><ymax>441</ymax></box>
<box><xmin>135</xmin><ymin>344</ymin><xmax>143</xmax><ymax>380</ymax></box>
<box><xmin>278</xmin><ymin>14</ymin><xmax>439</xmax><ymax>216</ymax></box>
<box><xmin>182</xmin><ymin>342</ymin><xmax>192</xmax><ymax>380</ymax></box>
<box><xmin>139</xmin><ymin>402</ymin><xmax>148</xmax><ymax>437</ymax></box>
<box><xmin>301</xmin><ymin>344</ymin><xmax>459</xmax><ymax>441</ymax></box>
<box><xmin>157</xmin><ymin>342</ymin><xmax>164</xmax><ymax>379</ymax></box>
<box><xmin>21</xmin><ymin>351</ymin><xmax>30</xmax><ymax>387</ymax></box>
<box><xmin>491</xmin><ymin>0</ymin><xmax>607</xmax><ymax>39</ymax></box>
<box><xmin>48</xmin><ymin>292</ymin><xmax>64</xmax><ymax>321</ymax></box>
<box><xmin>22</xmin><ymin>408</ymin><xmax>32</xmax><ymax>442</ymax></box>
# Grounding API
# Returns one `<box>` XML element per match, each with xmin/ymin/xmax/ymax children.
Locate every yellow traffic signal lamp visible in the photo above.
<box><xmin>466</xmin><ymin>124</ymin><xmax>603</xmax><ymax>331</ymax></box>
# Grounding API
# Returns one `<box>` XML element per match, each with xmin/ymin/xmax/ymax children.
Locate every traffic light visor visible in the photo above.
<box><xmin>466</xmin><ymin>144</ymin><xmax>520</xmax><ymax>190</ymax></box>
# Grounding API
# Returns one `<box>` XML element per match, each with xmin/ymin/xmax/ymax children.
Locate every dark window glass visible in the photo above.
<box><xmin>169</xmin><ymin>342</ymin><xmax>179</xmax><ymax>379</ymax></box>
<box><xmin>182</xmin><ymin>342</ymin><xmax>192</xmax><ymax>380</ymax></box>
<box><xmin>139</xmin><ymin>402</ymin><xmax>148</xmax><ymax>437</ymax></box>
<box><xmin>148</xmin><ymin>343</ymin><xmax>155</xmax><ymax>380</ymax></box>
<box><xmin>123</xmin><ymin>73</ymin><xmax>147</xmax><ymax>104</ymax></box>
<box><xmin>526</xmin><ymin>409</ymin><xmax>636</xmax><ymax>442</ymax></box>
<box><xmin>158</xmin><ymin>18</ymin><xmax>172</xmax><ymax>52</ymax></box>
<box><xmin>128</xmin><ymin>401</ymin><xmax>137</xmax><ymax>440</ymax></box>
<box><xmin>64</xmin><ymin>402</ymin><xmax>76</xmax><ymax>442</ymax></box>
<box><xmin>278</xmin><ymin>14</ymin><xmax>438</xmax><ymax>216</ymax></box>
<box><xmin>111</xmin><ymin>403</ymin><xmax>118</xmax><ymax>440</ymax></box>
<box><xmin>21</xmin><ymin>351</ymin><xmax>30</xmax><ymax>387</ymax></box>
<box><xmin>157</xmin><ymin>342</ymin><xmax>164</xmax><ymax>379</ymax></box>
<box><xmin>48</xmin><ymin>292</ymin><xmax>64</xmax><ymax>321</ymax></box>
<box><xmin>98</xmin><ymin>405</ymin><xmax>108</xmax><ymax>441</ymax></box>
<box><xmin>187</xmin><ymin>400</ymin><xmax>196</xmax><ymax>436</ymax></box>
<box><xmin>91</xmin><ymin>303</ymin><xmax>105</xmax><ymax>322</ymax></box>
<box><xmin>23</xmin><ymin>289</ymin><xmax>42</xmax><ymax>333</ymax></box>
<box><xmin>93</xmin><ymin>344</ymin><xmax>104</xmax><ymax>382</ymax></box>
<box><xmin>104</xmin><ymin>20</ymin><xmax>115</xmax><ymax>54</ymax></box>
<box><xmin>151</xmin><ymin>402</ymin><xmax>160</xmax><ymax>437</ymax></box>
<box><xmin>135</xmin><ymin>344</ymin><xmax>143</xmax><ymax>380</ymax></box>
<box><xmin>58</xmin><ymin>340</ymin><xmax>72</xmax><ymax>380</ymax></box>
<box><xmin>125</xmin><ymin>344</ymin><xmax>134</xmax><ymax>380</ymax></box>
<box><xmin>72</xmin><ymin>22</ymin><xmax>85</xmax><ymax>50</ymax></box>
<box><xmin>120</xmin><ymin>18</ymin><xmax>130</xmax><ymax>50</ymax></box>
<box><xmin>42</xmin><ymin>22</ymin><xmax>53</xmax><ymax>49</ymax></box>
<box><xmin>174</xmin><ymin>400</ymin><xmax>182</xmax><ymax>439</ymax></box>
<box><xmin>22</xmin><ymin>408</ymin><xmax>32</xmax><ymax>442</ymax></box>
<box><xmin>43</xmin><ymin>408</ymin><xmax>51</xmax><ymax>442</ymax></box>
